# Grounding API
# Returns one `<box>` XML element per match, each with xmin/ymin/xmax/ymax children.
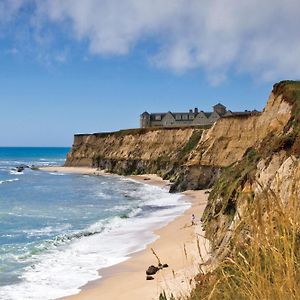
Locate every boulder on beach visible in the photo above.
<box><xmin>146</xmin><ymin>265</ymin><xmax>159</xmax><ymax>275</ymax></box>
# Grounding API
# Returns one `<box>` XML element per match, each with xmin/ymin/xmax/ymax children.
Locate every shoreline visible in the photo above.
<box><xmin>40</xmin><ymin>166</ymin><xmax>210</xmax><ymax>300</ymax></box>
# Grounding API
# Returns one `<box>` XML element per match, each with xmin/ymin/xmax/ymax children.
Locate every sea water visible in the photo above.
<box><xmin>0</xmin><ymin>147</ymin><xmax>190</xmax><ymax>300</ymax></box>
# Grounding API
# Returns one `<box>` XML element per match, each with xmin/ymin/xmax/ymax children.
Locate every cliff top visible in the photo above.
<box><xmin>270</xmin><ymin>80</ymin><xmax>300</xmax><ymax>155</ymax></box>
<box><xmin>273</xmin><ymin>80</ymin><xmax>300</xmax><ymax>104</ymax></box>
<box><xmin>74</xmin><ymin>125</ymin><xmax>211</xmax><ymax>138</ymax></box>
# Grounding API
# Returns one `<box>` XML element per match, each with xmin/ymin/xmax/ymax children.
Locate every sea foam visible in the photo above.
<box><xmin>0</xmin><ymin>182</ymin><xmax>190</xmax><ymax>300</ymax></box>
<box><xmin>0</xmin><ymin>178</ymin><xmax>19</xmax><ymax>184</ymax></box>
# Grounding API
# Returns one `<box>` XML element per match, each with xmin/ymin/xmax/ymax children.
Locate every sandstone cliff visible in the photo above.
<box><xmin>65</xmin><ymin>127</ymin><xmax>205</xmax><ymax>180</ymax></box>
<box><xmin>201</xmin><ymin>81</ymin><xmax>300</xmax><ymax>258</ymax></box>
<box><xmin>168</xmin><ymin>86</ymin><xmax>291</xmax><ymax>191</ymax></box>
<box><xmin>66</xmin><ymin>81</ymin><xmax>300</xmax><ymax>259</ymax></box>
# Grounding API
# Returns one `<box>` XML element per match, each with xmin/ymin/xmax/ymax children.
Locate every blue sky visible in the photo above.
<box><xmin>0</xmin><ymin>0</ymin><xmax>299</xmax><ymax>146</ymax></box>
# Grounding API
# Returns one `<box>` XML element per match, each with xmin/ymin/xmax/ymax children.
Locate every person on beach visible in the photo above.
<box><xmin>191</xmin><ymin>213</ymin><xmax>195</xmax><ymax>226</ymax></box>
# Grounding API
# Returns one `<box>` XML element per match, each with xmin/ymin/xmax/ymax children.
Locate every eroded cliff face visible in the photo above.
<box><xmin>65</xmin><ymin>127</ymin><xmax>204</xmax><ymax>179</ymax></box>
<box><xmin>187</xmin><ymin>91</ymin><xmax>291</xmax><ymax>167</ymax></box>
<box><xmin>169</xmin><ymin>87</ymin><xmax>291</xmax><ymax>191</ymax></box>
<box><xmin>202</xmin><ymin>81</ymin><xmax>300</xmax><ymax>257</ymax></box>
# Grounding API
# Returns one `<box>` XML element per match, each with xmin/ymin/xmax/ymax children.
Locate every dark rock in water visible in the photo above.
<box><xmin>14</xmin><ymin>164</ymin><xmax>30</xmax><ymax>172</ymax></box>
<box><xmin>143</xmin><ymin>177</ymin><xmax>151</xmax><ymax>181</ymax></box>
<box><xmin>162</xmin><ymin>264</ymin><xmax>169</xmax><ymax>268</ymax></box>
<box><xmin>16</xmin><ymin>166</ymin><xmax>25</xmax><ymax>172</ymax></box>
<box><xmin>146</xmin><ymin>275</ymin><xmax>154</xmax><ymax>280</ymax></box>
<box><xmin>146</xmin><ymin>265</ymin><xmax>159</xmax><ymax>275</ymax></box>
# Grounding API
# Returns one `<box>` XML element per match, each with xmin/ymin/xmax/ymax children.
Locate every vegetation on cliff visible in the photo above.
<box><xmin>188</xmin><ymin>189</ymin><xmax>300</xmax><ymax>299</ymax></box>
<box><xmin>202</xmin><ymin>80</ymin><xmax>300</xmax><ymax>247</ymax></box>
<box><xmin>201</xmin><ymin>148</ymin><xmax>260</xmax><ymax>248</ymax></box>
<box><xmin>269</xmin><ymin>80</ymin><xmax>300</xmax><ymax>155</ymax></box>
<box><xmin>177</xmin><ymin>130</ymin><xmax>203</xmax><ymax>162</ymax></box>
<box><xmin>75</xmin><ymin>125</ymin><xmax>210</xmax><ymax>138</ymax></box>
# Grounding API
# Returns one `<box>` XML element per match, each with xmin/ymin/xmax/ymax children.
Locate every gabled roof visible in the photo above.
<box><xmin>141</xmin><ymin>111</ymin><xmax>150</xmax><ymax>116</ymax></box>
<box><xmin>213</xmin><ymin>103</ymin><xmax>226</xmax><ymax>108</ymax></box>
<box><xmin>204</xmin><ymin>113</ymin><xmax>212</xmax><ymax>118</ymax></box>
<box><xmin>208</xmin><ymin>111</ymin><xmax>221</xmax><ymax>118</ymax></box>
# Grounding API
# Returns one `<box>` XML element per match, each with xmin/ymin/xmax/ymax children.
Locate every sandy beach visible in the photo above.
<box><xmin>40</xmin><ymin>167</ymin><xmax>210</xmax><ymax>300</ymax></box>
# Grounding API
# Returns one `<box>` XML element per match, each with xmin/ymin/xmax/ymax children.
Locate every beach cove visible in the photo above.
<box><xmin>42</xmin><ymin>167</ymin><xmax>210</xmax><ymax>300</ymax></box>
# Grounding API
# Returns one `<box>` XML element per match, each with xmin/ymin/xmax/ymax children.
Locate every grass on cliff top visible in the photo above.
<box><xmin>273</xmin><ymin>80</ymin><xmax>300</xmax><ymax>107</ymax></box>
<box><xmin>271</xmin><ymin>80</ymin><xmax>300</xmax><ymax>155</ymax></box>
<box><xmin>272</xmin><ymin>80</ymin><xmax>300</xmax><ymax>132</ymax></box>
<box><xmin>75</xmin><ymin>125</ymin><xmax>211</xmax><ymax>138</ymax></box>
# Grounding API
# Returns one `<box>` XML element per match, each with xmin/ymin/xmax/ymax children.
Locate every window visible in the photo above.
<box><xmin>189</xmin><ymin>115</ymin><xmax>194</xmax><ymax>120</ymax></box>
<box><xmin>175</xmin><ymin>114</ymin><xmax>181</xmax><ymax>120</ymax></box>
<box><xmin>155</xmin><ymin>115</ymin><xmax>161</xmax><ymax>120</ymax></box>
<box><xmin>182</xmin><ymin>114</ymin><xmax>188</xmax><ymax>120</ymax></box>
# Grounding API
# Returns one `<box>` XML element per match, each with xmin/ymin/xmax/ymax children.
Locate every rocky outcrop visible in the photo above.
<box><xmin>169</xmin><ymin>165</ymin><xmax>221</xmax><ymax>192</ymax></box>
<box><xmin>201</xmin><ymin>81</ymin><xmax>300</xmax><ymax>257</ymax></box>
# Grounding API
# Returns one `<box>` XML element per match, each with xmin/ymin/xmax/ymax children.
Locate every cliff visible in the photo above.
<box><xmin>66</xmin><ymin>80</ymin><xmax>300</xmax><ymax>259</ymax></box>
<box><xmin>201</xmin><ymin>81</ymin><xmax>300</xmax><ymax>258</ymax></box>
<box><xmin>167</xmin><ymin>87</ymin><xmax>291</xmax><ymax>191</ymax></box>
<box><xmin>65</xmin><ymin>127</ymin><xmax>206</xmax><ymax>181</ymax></box>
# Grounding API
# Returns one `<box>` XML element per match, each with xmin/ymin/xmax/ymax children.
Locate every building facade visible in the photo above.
<box><xmin>140</xmin><ymin>103</ymin><xmax>231</xmax><ymax>128</ymax></box>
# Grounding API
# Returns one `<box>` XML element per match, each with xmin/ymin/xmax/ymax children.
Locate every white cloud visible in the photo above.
<box><xmin>1</xmin><ymin>0</ymin><xmax>300</xmax><ymax>83</ymax></box>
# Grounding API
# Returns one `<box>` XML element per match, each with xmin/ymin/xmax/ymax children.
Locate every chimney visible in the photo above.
<box><xmin>194</xmin><ymin>107</ymin><xmax>198</xmax><ymax>114</ymax></box>
<box><xmin>189</xmin><ymin>109</ymin><xmax>193</xmax><ymax>113</ymax></box>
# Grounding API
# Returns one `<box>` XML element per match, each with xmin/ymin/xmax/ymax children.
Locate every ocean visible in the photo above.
<box><xmin>0</xmin><ymin>147</ymin><xmax>189</xmax><ymax>300</ymax></box>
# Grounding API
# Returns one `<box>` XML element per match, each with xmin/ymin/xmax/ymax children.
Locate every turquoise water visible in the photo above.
<box><xmin>0</xmin><ymin>148</ymin><xmax>189</xmax><ymax>300</ymax></box>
